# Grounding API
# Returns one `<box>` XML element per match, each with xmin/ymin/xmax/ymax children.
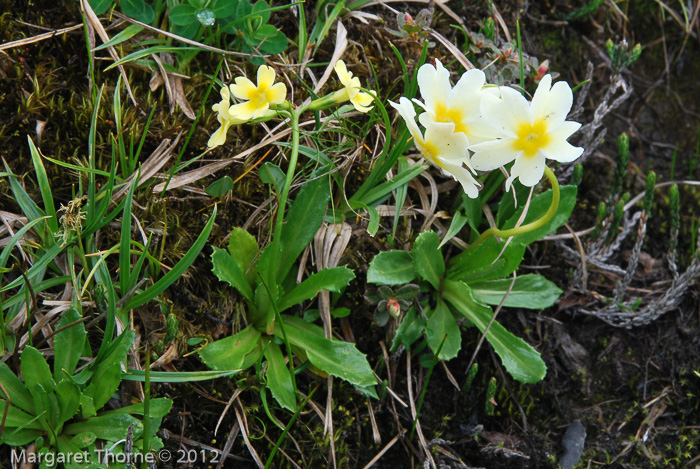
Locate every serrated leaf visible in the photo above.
<box><xmin>199</xmin><ymin>325</ymin><xmax>262</xmax><ymax>371</ymax></box>
<box><xmin>264</xmin><ymin>343</ymin><xmax>296</xmax><ymax>411</ymax></box>
<box><xmin>443</xmin><ymin>280</ymin><xmax>546</xmax><ymax>383</ymax></box>
<box><xmin>412</xmin><ymin>231</ymin><xmax>444</xmax><ymax>289</ymax></box>
<box><xmin>275</xmin><ymin>316</ymin><xmax>376</xmax><ymax>388</ymax></box>
<box><xmin>278</xmin><ymin>266</ymin><xmax>355</xmax><ymax>312</ymax></box>
<box><xmin>211</xmin><ymin>246</ymin><xmax>254</xmax><ymax>301</ymax></box>
<box><xmin>390</xmin><ymin>307</ymin><xmax>426</xmax><ymax>352</ymax></box>
<box><xmin>0</xmin><ymin>361</ymin><xmax>34</xmax><ymax>413</ymax></box>
<box><xmin>21</xmin><ymin>346</ymin><xmax>55</xmax><ymax>397</ymax></box>
<box><xmin>53</xmin><ymin>307</ymin><xmax>86</xmax><ymax>381</ymax></box>
<box><xmin>447</xmin><ymin>237</ymin><xmax>525</xmax><ymax>283</ymax></box>
<box><xmin>425</xmin><ymin>300</ymin><xmax>461</xmax><ymax>360</ymax></box>
<box><xmin>470</xmin><ymin>274</ymin><xmax>563</xmax><ymax>309</ymax></box>
<box><xmin>367</xmin><ymin>251</ymin><xmax>415</xmax><ymax>285</ymax></box>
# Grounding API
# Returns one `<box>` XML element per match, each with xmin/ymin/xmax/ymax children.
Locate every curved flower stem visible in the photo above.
<box><xmin>469</xmin><ymin>166</ymin><xmax>560</xmax><ymax>251</ymax></box>
<box><xmin>273</xmin><ymin>105</ymin><xmax>300</xmax><ymax>244</ymax></box>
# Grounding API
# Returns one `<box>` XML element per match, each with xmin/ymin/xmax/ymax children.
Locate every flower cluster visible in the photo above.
<box><xmin>208</xmin><ymin>60</ymin><xmax>375</xmax><ymax>148</ymax></box>
<box><xmin>391</xmin><ymin>60</ymin><xmax>583</xmax><ymax>197</ymax></box>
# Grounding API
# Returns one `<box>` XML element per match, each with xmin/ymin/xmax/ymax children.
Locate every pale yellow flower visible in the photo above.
<box><xmin>390</xmin><ymin>97</ymin><xmax>480</xmax><ymax>198</ymax></box>
<box><xmin>208</xmin><ymin>86</ymin><xmax>247</xmax><ymax>148</ymax></box>
<box><xmin>415</xmin><ymin>60</ymin><xmax>498</xmax><ymax>145</ymax></box>
<box><xmin>332</xmin><ymin>60</ymin><xmax>375</xmax><ymax>113</ymax></box>
<box><xmin>469</xmin><ymin>75</ymin><xmax>583</xmax><ymax>189</ymax></box>
<box><xmin>228</xmin><ymin>65</ymin><xmax>287</xmax><ymax>121</ymax></box>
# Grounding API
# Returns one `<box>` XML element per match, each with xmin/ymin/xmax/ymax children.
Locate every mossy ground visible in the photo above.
<box><xmin>1</xmin><ymin>1</ymin><xmax>699</xmax><ymax>468</ymax></box>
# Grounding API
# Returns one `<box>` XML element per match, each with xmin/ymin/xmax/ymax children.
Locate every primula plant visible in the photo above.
<box><xmin>375</xmin><ymin>59</ymin><xmax>584</xmax><ymax>382</ymax></box>
<box><xmin>201</xmin><ymin>60</ymin><xmax>380</xmax><ymax>410</ymax></box>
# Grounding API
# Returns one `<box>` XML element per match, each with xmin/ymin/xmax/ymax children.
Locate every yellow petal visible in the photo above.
<box><xmin>251</xmin><ymin>102</ymin><xmax>270</xmax><ymax>119</ymax></box>
<box><xmin>230</xmin><ymin>77</ymin><xmax>257</xmax><ymax>100</ymax></box>
<box><xmin>207</xmin><ymin>121</ymin><xmax>231</xmax><ymax>148</ymax></box>
<box><xmin>334</xmin><ymin>60</ymin><xmax>351</xmax><ymax>85</ymax></box>
<box><xmin>229</xmin><ymin>100</ymin><xmax>259</xmax><ymax>121</ymax></box>
<box><xmin>219</xmin><ymin>85</ymin><xmax>230</xmax><ymax>101</ymax></box>
<box><xmin>265</xmin><ymin>82</ymin><xmax>287</xmax><ymax>105</ymax></box>
<box><xmin>351</xmin><ymin>91</ymin><xmax>374</xmax><ymax>112</ymax></box>
<box><xmin>257</xmin><ymin>65</ymin><xmax>276</xmax><ymax>90</ymax></box>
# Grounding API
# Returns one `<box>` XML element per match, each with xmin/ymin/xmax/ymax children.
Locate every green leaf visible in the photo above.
<box><xmin>100</xmin><ymin>398</ymin><xmax>173</xmax><ymax>418</ymax></box>
<box><xmin>56</xmin><ymin>380</ymin><xmax>81</xmax><ymax>427</ymax></box>
<box><xmin>470</xmin><ymin>274</ymin><xmax>563</xmax><ymax>309</ymax></box>
<box><xmin>259</xmin><ymin>162</ymin><xmax>285</xmax><ymax>193</ymax></box>
<box><xmin>438</xmin><ymin>210</ymin><xmax>468</xmax><ymax>248</ymax></box>
<box><xmin>264</xmin><ymin>343</ymin><xmax>296</xmax><ymax>411</ymax></box>
<box><xmin>412</xmin><ymin>231</ymin><xmax>444</xmax><ymax>289</ymax></box>
<box><xmin>443</xmin><ymin>280</ymin><xmax>546</xmax><ymax>383</ymax></box>
<box><xmin>278</xmin><ymin>178</ymin><xmax>330</xmax><ymax>282</ymax></box>
<box><xmin>199</xmin><ymin>325</ymin><xmax>262</xmax><ymax>371</ymax></box>
<box><xmin>211</xmin><ymin>0</ymin><xmax>238</xmax><ymax>17</ymax></box>
<box><xmin>121</xmin><ymin>0</ymin><xmax>155</xmax><ymax>23</ymax></box>
<box><xmin>278</xmin><ymin>266</ymin><xmax>355</xmax><ymax>312</ymax></box>
<box><xmin>275</xmin><ymin>316</ymin><xmax>376</xmax><ymax>388</ymax></box>
<box><xmin>88</xmin><ymin>0</ymin><xmax>115</xmax><ymax>15</ymax></box>
<box><xmin>205</xmin><ymin>175</ymin><xmax>235</xmax><ymax>197</ymax></box>
<box><xmin>0</xmin><ymin>402</ymin><xmax>43</xmax><ymax>429</ymax></box>
<box><xmin>122</xmin><ymin>369</ymin><xmax>239</xmax><ymax>382</ymax></box>
<box><xmin>27</xmin><ymin>136</ymin><xmax>58</xmax><ymax>234</ymax></box>
<box><xmin>425</xmin><ymin>300</ymin><xmax>461</xmax><ymax>360</ymax></box>
<box><xmin>502</xmin><ymin>185</ymin><xmax>578</xmax><ymax>246</ymax></box>
<box><xmin>0</xmin><ymin>361</ymin><xmax>34</xmax><ymax>413</ymax></box>
<box><xmin>260</xmin><ymin>30</ymin><xmax>288</xmax><ymax>54</ymax></box>
<box><xmin>211</xmin><ymin>246</ymin><xmax>254</xmax><ymax>301</ymax></box>
<box><xmin>21</xmin><ymin>346</ymin><xmax>55</xmax><ymax>397</ymax></box>
<box><xmin>447</xmin><ymin>237</ymin><xmax>526</xmax><ymax>283</ymax></box>
<box><xmin>390</xmin><ymin>307</ymin><xmax>426</xmax><ymax>352</ymax></box>
<box><xmin>367</xmin><ymin>251</ymin><xmax>415</xmax><ymax>285</ymax></box>
<box><xmin>84</xmin><ymin>364</ymin><xmax>122</xmax><ymax>412</ymax></box>
<box><xmin>227</xmin><ymin>227</ymin><xmax>259</xmax><ymax>284</ymax></box>
<box><xmin>169</xmin><ymin>4</ymin><xmax>197</xmax><ymax>26</ymax></box>
<box><xmin>126</xmin><ymin>205</ymin><xmax>216</xmax><ymax>310</ymax></box>
<box><xmin>0</xmin><ymin>427</ymin><xmax>43</xmax><ymax>446</ymax></box>
<box><xmin>53</xmin><ymin>307</ymin><xmax>86</xmax><ymax>381</ymax></box>
<box><xmin>64</xmin><ymin>414</ymin><xmax>143</xmax><ymax>441</ymax></box>
<box><xmin>93</xmin><ymin>24</ymin><xmax>144</xmax><ymax>50</ymax></box>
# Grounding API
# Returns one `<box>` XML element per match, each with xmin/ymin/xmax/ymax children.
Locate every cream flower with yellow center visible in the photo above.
<box><xmin>469</xmin><ymin>74</ymin><xmax>583</xmax><ymax>189</ymax></box>
<box><xmin>228</xmin><ymin>65</ymin><xmax>287</xmax><ymax>121</ymax></box>
<box><xmin>415</xmin><ymin>60</ymin><xmax>498</xmax><ymax>145</ymax></box>
<box><xmin>333</xmin><ymin>60</ymin><xmax>375</xmax><ymax>113</ymax></box>
<box><xmin>390</xmin><ymin>97</ymin><xmax>480</xmax><ymax>198</ymax></box>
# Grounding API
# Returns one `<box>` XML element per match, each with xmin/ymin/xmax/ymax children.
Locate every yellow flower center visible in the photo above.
<box><xmin>513</xmin><ymin>119</ymin><xmax>550</xmax><ymax>158</ymax></box>
<box><xmin>420</xmin><ymin>140</ymin><xmax>444</xmax><ymax>169</ymax></box>
<box><xmin>434</xmin><ymin>102</ymin><xmax>468</xmax><ymax>135</ymax></box>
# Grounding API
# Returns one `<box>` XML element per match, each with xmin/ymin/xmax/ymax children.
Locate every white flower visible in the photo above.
<box><xmin>207</xmin><ymin>86</ymin><xmax>248</xmax><ymax>148</ymax></box>
<box><xmin>332</xmin><ymin>60</ymin><xmax>375</xmax><ymax>113</ymax></box>
<box><xmin>415</xmin><ymin>60</ymin><xmax>498</xmax><ymax>145</ymax></box>
<box><xmin>228</xmin><ymin>65</ymin><xmax>287</xmax><ymax>121</ymax></box>
<box><xmin>469</xmin><ymin>75</ymin><xmax>583</xmax><ymax>189</ymax></box>
<box><xmin>390</xmin><ymin>97</ymin><xmax>480</xmax><ymax>198</ymax></box>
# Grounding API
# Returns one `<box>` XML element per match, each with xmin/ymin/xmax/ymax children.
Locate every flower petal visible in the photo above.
<box><xmin>351</xmin><ymin>91</ymin><xmax>374</xmax><ymax>112</ymax></box>
<box><xmin>532</xmin><ymin>77</ymin><xmax>574</xmax><ymax>130</ymax></box>
<box><xmin>422</xmin><ymin>119</ymin><xmax>469</xmax><ymax>162</ymax></box>
<box><xmin>469</xmin><ymin>138</ymin><xmax>519</xmax><ymax>170</ymax></box>
<box><xmin>417</xmin><ymin>60</ymin><xmax>450</xmax><ymax>113</ymax></box>
<box><xmin>208</xmin><ymin>120</ymin><xmax>231</xmax><ymax>148</ymax></box>
<box><xmin>228</xmin><ymin>100</ymin><xmax>260</xmax><ymax>121</ymax></box>
<box><xmin>451</xmin><ymin>68</ymin><xmax>486</xmax><ymax>109</ymax></box>
<box><xmin>439</xmin><ymin>160</ymin><xmax>481</xmax><ymax>198</ymax></box>
<box><xmin>220</xmin><ymin>85</ymin><xmax>230</xmax><ymax>101</ymax></box>
<box><xmin>510</xmin><ymin>153</ymin><xmax>547</xmax><ymax>188</ymax></box>
<box><xmin>257</xmin><ymin>65</ymin><xmax>276</xmax><ymax>90</ymax></box>
<box><xmin>230</xmin><ymin>77</ymin><xmax>257</xmax><ymax>100</ymax></box>
<box><xmin>480</xmin><ymin>86</ymin><xmax>532</xmax><ymax>138</ymax></box>
<box><xmin>390</xmin><ymin>98</ymin><xmax>424</xmax><ymax>145</ymax></box>
<box><xmin>334</xmin><ymin>60</ymin><xmax>351</xmax><ymax>85</ymax></box>
<box><xmin>265</xmin><ymin>82</ymin><xmax>287</xmax><ymax>105</ymax></box>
